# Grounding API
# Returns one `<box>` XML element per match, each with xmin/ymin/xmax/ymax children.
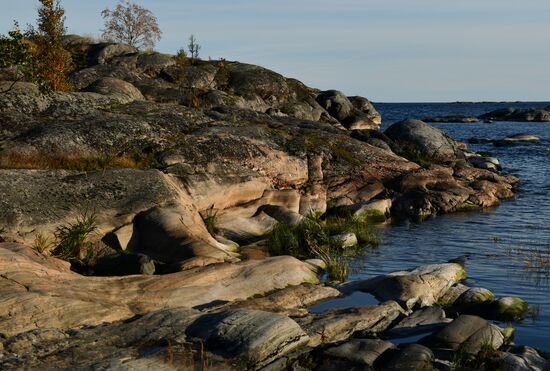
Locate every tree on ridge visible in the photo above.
<box><xmin>101</xmin><ymin>0</ymin><xmax>162</xmax><ymax>50</ymax></box>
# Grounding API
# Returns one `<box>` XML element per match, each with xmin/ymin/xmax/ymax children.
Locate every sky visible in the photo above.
<box><xmin>1</xmin><ymin>0</ymin><xmax>549</xmax><ymax>102</ymax></box>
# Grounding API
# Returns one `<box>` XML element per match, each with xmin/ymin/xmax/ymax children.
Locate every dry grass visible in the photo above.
<box><xmin>506</xmin><ymin>246</ymin><xmax>550</xmax><ymax>274</ymax></box>
<box><xmin>0</xmin><ymin>151</ymin><xmax>161</xmax><ymax>171</ymax></box>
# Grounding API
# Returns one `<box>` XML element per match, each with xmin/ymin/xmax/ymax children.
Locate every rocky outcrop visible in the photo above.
<box><xmin>0</xmin><ymin>37</ymin><xmax>534</xmax><ymax>370</ymax></box>
<box><xmin>479</xmin><ymin>106</ymin><xmax>550</xmax><ymax>122</ymax></box>
<box><xmin>0</xmin><ymin>249</ymin><xmax>537</xmax><ymax>370</ymax></box>
<box><xmin>423</xmin><ymin>115</ymin><xmax>479</xmax><ymax>123</ymax></box>
<box><xmin>0</xmin><ymin>243</ymin><xmax>319</xmax><ymax>337</ymax></box>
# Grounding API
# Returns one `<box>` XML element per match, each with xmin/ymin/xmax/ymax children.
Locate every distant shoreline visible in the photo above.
<box><xmin>373</xmin><ymin>100</ymin><xmax>550</xmax><ymax>105</ymax></box>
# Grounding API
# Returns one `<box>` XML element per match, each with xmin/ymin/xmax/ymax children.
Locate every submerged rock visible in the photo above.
<box><xmin>503</xmin><ymin>133</ymin><xmax>541</xmax><ymax>142</ymax></box>
<box><xmin>342</xmin><ymin>262</ymin><xmax>467</xmax><ymax>309</ymax></box>
<box><xmin>476</xmin><ymin>296</ymin><xmax>529</xmax><ymax>321</ymax></box>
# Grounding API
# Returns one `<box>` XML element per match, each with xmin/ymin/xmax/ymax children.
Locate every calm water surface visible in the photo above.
<box><xmin>351</xmin><ymin>102</ymin><xmax>550</xmax><ymax>350</ymax></box>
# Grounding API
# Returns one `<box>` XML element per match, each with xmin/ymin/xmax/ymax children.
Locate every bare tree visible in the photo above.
<box><xmin>101</xmin><ymin>0</ymin><xmax>161</xmax><ymax>50</ymax></box>
<box><xmin>188</xmin><ymin>34</ymin><xmax>201</xmax><ymax>62</ymax></box>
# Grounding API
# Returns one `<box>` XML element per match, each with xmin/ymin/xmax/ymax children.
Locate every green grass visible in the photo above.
<box><xmin>266</xmin><ymin>213</ymin><xmax>379</xmax><ymax>282</ymax></box>
<box><xmin>32</xmin><ymin>233</ymin><xmax>55</xmax><ymax>254</ymax></box>
<box><xmin>330</xmin><ymin>144</ymin><xmax>362</xmax><ymax>166</ymax></box>
<box><xmin>51</xmin><ymin>211</ymin><xmax>97</xmax><ymax>264</ymax></box>
<box><xmin>202</xmin><ymin>206</ymin><xmax>219</xmax><ymax>235</ymax></box>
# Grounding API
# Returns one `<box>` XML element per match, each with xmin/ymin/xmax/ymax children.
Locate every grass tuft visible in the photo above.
<box><xmin>51</xmin><ymin>211</ymin><xmax>97</xmax><ymax>264</ymax></box>
<box><xmin>202</xmin><ymin>206</ymin><xmax>219</xmax><ymax>235</ymax></box>
<box><xmin>267</xmin><ymin>213</ymin><xmax>379</xmax><ymax>282</ymax></box>
<box><xmin>32</xmin><ymin>232</ymin><xmax>55</xmax><ymax>253</ymax></box>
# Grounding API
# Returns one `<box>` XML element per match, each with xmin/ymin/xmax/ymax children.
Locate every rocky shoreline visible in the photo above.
<box><xmin>0</xmin><ymin>36</ymin><xmax>544</xmax><ymax>370</ymax></box>
<box><xmin>0</xmin><ymin>244</ymin><xmax>543</xmax><ymax>370</ymax></box>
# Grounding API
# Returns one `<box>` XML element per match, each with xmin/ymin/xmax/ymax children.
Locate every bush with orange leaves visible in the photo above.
<box><xmin>27</xmin><ymin>0</ymin><xmax>72</xmax><ymax>92</ymax></box>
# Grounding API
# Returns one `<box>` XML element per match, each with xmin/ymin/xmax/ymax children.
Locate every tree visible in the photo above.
<box><xmin>31</xmin><ymin>0</ymin><xmax>72</xmax><ymax>91</ymax></box>
<box><xmin>188</xmin><ymin>34</ymin><xmax>201</xmax><ymax>62</ymax></box>
<box><xmin>1</xmin><ymin>0</ymin><xmax>71</xmax><ymax>93</ymax></box>
<box><xmin>0</xmin><ymin>23</ymin><xmax>50</xmax><ymax>94</ymax></box>
<box><xmin>101</xmin><ymin>0</ymin><xmax>162</xmax><ymax>50</ymax></box>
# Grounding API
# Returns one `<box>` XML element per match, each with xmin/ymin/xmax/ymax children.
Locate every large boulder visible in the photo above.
<box><xmin>422</xmin><ymin>314</ymin><xmax>507</xmax><ymax>356</ymax></box>
<box><xmin>324</xmin><ymin>338</ymin><xmax>395</xmax><ymax>366</ymax></box>
<box><xmin>316</xmin><ymin>90</ymin><xmax>380</xmax><ymax>130</ymax></box>
<box><xmin>348</xmin><ymin>96</ymin><xmax>382</xmax><ymax>125</ymax></box>
<box><xmin>341</xmin><ymin>262</ymin><xmax>467</xmax><ymax>309</ymax></box>
<box><xmin>88</xmin><ymin>43</ymin><xmax>138</xmax><ymax>65</ymax></box>
<box><xmin>384</xmin><ymin>119</ymin><xmax>463</xmax><ymax>163</ymax></box>
<box><xmin>186</xmin><ymin>308</ymin><xmax>309</xmax><ymax>369</ymax></box>
<box><xmin>84</xmin><ymin>77</ymin><xmax>144</xmax><ymax>102</ymax></box>
<box><xmin>298</xmin><ymin>301</ymin><xmax>404</xmax><ymax>346</ymax></box>
<box><xmin>381</xmin><ymin>344</ymin><xmax>434</xmax><ymax>371</ymax></box>
<box><xmin>132</xmin><ymin>206</ymin><xmax>234</xmax><ymax>263</ymax></box>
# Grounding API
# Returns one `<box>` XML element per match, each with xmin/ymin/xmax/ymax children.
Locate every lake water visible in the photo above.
<box><xmin>350</xmin><ymin>102</ymin><xmax>550</xmax><ymax>350</ymax></box>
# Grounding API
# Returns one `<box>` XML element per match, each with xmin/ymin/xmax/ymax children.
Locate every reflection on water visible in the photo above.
<box><xmin>349</xmin><ymin>102</ymin><xmax>550</xmax><ymax>350</ymax></box>
<box><xmin>309</xmin><ymin>291</ymin><xmax>379</xmax><ymax>314</ymax></box>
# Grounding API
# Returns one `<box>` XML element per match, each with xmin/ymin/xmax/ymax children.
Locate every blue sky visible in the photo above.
<box><xmin>2</xmin><ymin>0</ymin><xmax>549</xmax><ymax>102</ymax></box>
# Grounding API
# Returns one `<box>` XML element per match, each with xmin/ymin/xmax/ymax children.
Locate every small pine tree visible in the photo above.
<box><xmin>175</xmin><ymin>48</ymin><xmax>189</xmax><ymax>67</ymax></box>
<box><xmin>188</xmin><ymin>34</ymin><xmax>201</xmax><ymax>63</ymax></box>
<box><xmin>30</xmin><ymin>0</ymin><xmax>72</xmax><ymax>91</ymax></box>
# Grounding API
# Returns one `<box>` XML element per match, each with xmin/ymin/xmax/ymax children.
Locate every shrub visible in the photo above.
<box><xmin>0</xmin><ymin>24</ymin><xmax>50</xmax><ymax>94</ymax></box>
<box><xmin>175</xmin><ymin>48</ymin><xmax>189</xmax><ymax>68</ymax></box>
<box><xmin>32</xmin><ymin>233</ymin><xmax>55</xmax><ymax>253</ymax></box>
<box><xmin>51</xmin><ymin>211</ymin><xmax>97</xmax><ymax>264</ymax></box>
<box><xmin>29</xmin><ymin>0</ymin><xmax>72</xmax><ymax>92</ymax></box>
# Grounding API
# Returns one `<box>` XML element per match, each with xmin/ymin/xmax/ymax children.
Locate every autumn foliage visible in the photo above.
<box><xmin>30</xmin><ymin>0</ymin><xmax>72</xmax><ymax>91</ymax></box>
